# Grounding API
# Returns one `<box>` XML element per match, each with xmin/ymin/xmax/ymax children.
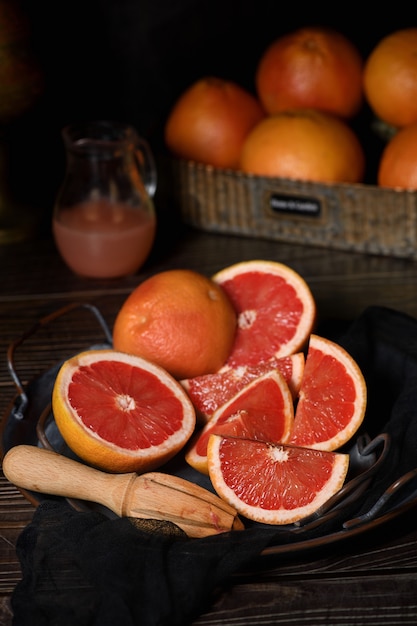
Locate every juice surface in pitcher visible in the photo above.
<box><xmin>53</xmin><ymin>198</ymin><xmax>156</xmax><ymax>278</ymax></box>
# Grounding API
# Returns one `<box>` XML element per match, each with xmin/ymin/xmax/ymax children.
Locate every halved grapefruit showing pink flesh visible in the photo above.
<box><xmin>213</xmin><ymin>260</ymin><xmax>316</xmax><ymax>368</ymax></box>
<box><xmin>181</xmin><ymin>352</ymin><xmax>305</xmax><ymax>423</ymax></box>
<box><xmin>52</xmin><ymin>349</ymin><xmax>196</xmax><ymax>473</ymax></box>
<box><xmin>288</xmin><ymin>334</ymin><xmax>367</xmax><ymax>451</ymax></box>
<box><xmin>185</xmin><ymin>370</ymin><xmax>294</xmax><ymax>475</ymax></box>
<box><xmin>207</xmin><ymin>434</ymin><xmax>349</xmax><ymax>524</ymax></box>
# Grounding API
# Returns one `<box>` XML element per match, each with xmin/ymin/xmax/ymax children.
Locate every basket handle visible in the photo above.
<box><xmin>7</xmin><ymin>302</ymin><xmax>113</xmax><ymax>420</ymax></box>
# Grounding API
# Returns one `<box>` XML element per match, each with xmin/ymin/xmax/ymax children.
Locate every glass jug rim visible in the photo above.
<box><xmin>62</xmin><ymin>120</ymin><xmax>140</xmax><ymax>153</ymax></box>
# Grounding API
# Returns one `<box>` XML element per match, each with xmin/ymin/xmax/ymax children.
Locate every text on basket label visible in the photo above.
<box><xmin>269</xmin><ymin>193</ymin><xmax>321</xmax><ymax>218</ymax></box>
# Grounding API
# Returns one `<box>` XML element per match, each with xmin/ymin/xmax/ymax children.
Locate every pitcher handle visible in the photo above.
<box><xmin>135</xmin><ymin>137</ymin><xmax>157</xmax><ymax>198</ymax></box>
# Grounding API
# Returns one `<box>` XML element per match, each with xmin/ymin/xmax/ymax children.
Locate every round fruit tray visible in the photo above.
<box><xmin>2</xmin><ymin>302</ymin><xmax>417</xmax><ymax>559</ymax></box>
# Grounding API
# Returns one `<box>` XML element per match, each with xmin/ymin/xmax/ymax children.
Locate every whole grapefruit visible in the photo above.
<box><xmin>363</xmin><ymin>28</ymin><xmax>417</xmax><ymax>128</ymax></box>
<box><xmin>113</xmin><ymin>269</ymin><xmax>237</xmax><ymax>380</ymax></box>
<box><xmin>164</xmin><ymin>77</ymin><xmax>265</xmax><ymax>169</ymax></box>
<box><xmin>239</xmin><ymin>109</ymin><xmax>365</xmax><ymax>184</ymax></box>
<box><xmin>377</xmin><ymin>123</ymin><xmax>417</xmax><ymax>189</ymax></box>
<box><xmin>255</xmin><ymin>26</ymin><xmax>363</xmax><ymax>119</ymax></box>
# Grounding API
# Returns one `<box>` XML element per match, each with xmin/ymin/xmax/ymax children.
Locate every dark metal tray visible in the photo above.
<box><xmin>2</xmin><ymin>302</ymin><xmax>417</xmax><ymax>559</ymax></box>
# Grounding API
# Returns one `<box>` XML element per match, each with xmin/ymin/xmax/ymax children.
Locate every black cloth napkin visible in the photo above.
<box><xmin>11</xmin><ymin>306</ymin><xmax>417</xmax><ymax>626</ymax></box>
<box><xmin>12</xmin><ymin>503</ymin><xmax>271</xmax><ymax>626</ymax></box>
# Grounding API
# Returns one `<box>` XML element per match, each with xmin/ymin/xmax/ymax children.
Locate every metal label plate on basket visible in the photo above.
<box><xmin>268</xmin><ymin>192</ymin><xmax>322</xmax><ymax>218</ymax></box>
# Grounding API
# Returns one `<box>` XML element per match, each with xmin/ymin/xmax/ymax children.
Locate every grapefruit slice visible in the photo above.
<box><xmin>185</xmin><ymin>370</ymin><xmax>294</xmax><ymax>475</ymax></box>
<box><xmin>181</xmin><ymin>352</ymin><xmax>305</xmax><ymax>423</ymax></box>
<box><xmin>52</xmin><ymin>349</ymin><xmax>196</xmax><ymax>473</ymax></box>
<box><xmin>213</xmin><ymin>260</ymin><xmax>316</xmax><ymax>368</ymax></box>
<box><xmin>207</xmin><ymin>434</ymin><xmax>349</xmax><ymax>525</ymax></box>
<box><xmin>288</xmin><ymin>334</ymin><xmax>367</xmax><ymax>451</ymax></box>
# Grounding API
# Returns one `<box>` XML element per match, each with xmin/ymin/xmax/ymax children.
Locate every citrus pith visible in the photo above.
<box><xmin>52</xmin><ymin>349</ymin><xmax>196</xmax><ymax>473</ymax></box>
<box><xmin>207</xmin><ymin>435</ymin><xmax>349</xmax><ymax>524</ymax></box>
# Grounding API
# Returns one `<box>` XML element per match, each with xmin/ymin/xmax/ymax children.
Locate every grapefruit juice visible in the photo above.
<box><xmin>53</xmin><ymin>199</ymin><xmax>156</xmax><ymax>278</ymax></box>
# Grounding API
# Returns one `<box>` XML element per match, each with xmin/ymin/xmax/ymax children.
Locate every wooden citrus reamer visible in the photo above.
<box><xmin>2</xmin><ymin>445</ymin><xmax>244</xmax><ymax>538</ymax></box>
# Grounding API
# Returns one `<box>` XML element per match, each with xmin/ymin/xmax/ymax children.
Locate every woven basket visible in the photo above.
<box><xmin>173</xmin><ymin>159</ymin><xmax>417</xmax><ymax>259</ymax></box>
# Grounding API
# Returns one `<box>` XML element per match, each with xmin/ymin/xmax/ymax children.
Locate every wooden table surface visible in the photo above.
<box><xmin>1</xmin><ymin>222</ymin><xmax>417</xmax><ymax>625</ymax></box>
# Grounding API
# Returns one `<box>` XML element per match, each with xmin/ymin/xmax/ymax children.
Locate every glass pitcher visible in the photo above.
<box><xmin>52</xmin><ymin>120</ymin><xmax>157</xmax><ymax>278</ymax></box>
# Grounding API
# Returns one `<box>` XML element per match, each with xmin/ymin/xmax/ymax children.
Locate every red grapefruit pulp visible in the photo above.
<box><xmin>185</xmin><ymin>370</ymin><xmax>294</xmax><ymax>474</ymax></box>
<box><xmin>213</xmin><ymin>260</ymin><xmax>316</xmax><ymax>367</ymax></box>
<box><xmin>207</xmin><ymin>435</ymin><xmax>349</xmax><ymax>524</ymax></box>
<box><xmin>182</xmin><ymin>352</ymin><xmax>305</xmax><ymax>422</ymax></box>
<box><xmin>289</xmin><ymin>334</ymin><xmax>367</xmax><ymax>451</ymax></box>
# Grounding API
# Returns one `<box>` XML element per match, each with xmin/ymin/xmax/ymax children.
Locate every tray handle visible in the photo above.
<box><xmin>7</xmin><ymin>302</ymin><xmax>113</xmax><ymax>420</ymax></box>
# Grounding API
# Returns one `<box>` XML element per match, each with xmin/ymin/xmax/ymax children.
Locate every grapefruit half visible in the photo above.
<box><xmin>52</xmin><ymin>349</ymin><xmax>196</xmax><ymax>473</ymax></box>
<box><xmin>213</xmin><ymin>260</ymin><xmax>316</xmax><ymax>367</ymax></box>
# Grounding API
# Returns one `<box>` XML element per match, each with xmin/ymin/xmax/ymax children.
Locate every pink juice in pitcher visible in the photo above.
<box><xmin>53</xmin><ymin>199</ymin><xmax>156</xmax><ymax>278</ymax></box>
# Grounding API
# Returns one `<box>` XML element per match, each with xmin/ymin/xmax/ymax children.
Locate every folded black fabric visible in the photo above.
<box><xmin>337</xmin><ymin>306</ymin><xmax>417</xmax><ymax>512</ymax></box>
<box><xmin>13</xmin><ymin>502</ymin><xmax>271</xmax><ymax>626</ymax></box>
<box><xmin>11</xmin><ymin>306</ymin><xmax>417</xmax><ymax>626</ymax></box>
